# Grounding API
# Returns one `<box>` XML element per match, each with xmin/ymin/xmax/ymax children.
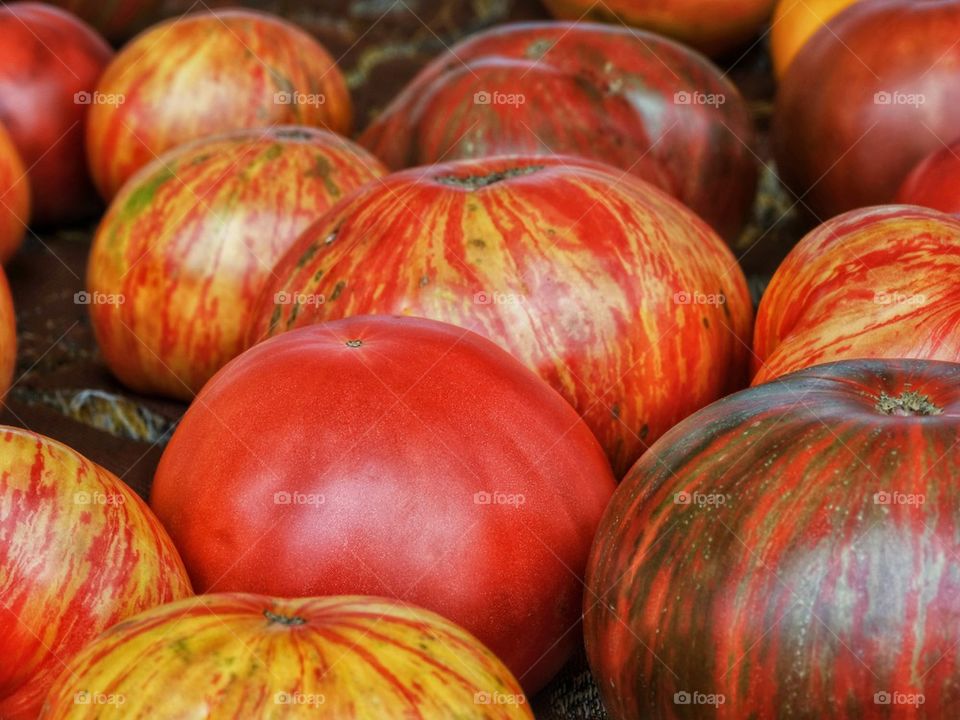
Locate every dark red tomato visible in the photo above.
<box><xmin>359</xmin><ymin>22</ymin><xmax>758</xmax><ymax>242</ymax></box>
<box><xmin>0</xmin><ymin>3</ymin><xmax>111</xmax><ymax>226</ymax></box>
<box><xmin>151</xmin><ymin>315</ymin><xmax>617</xmax><ymax>695</ymax></box>
<box><xmin>587</xmin><ymin>358</ymin><xmax>960</xmax><ymax>719</ymax></box>
<box><xmin>42</xmin><ymin>0</ymin><xmax>162</xmax><ymax>42</ymax></box>
<box><xmin>896</xmin><ymin>139</ymin><xmax>960</xmax><ymax>214</ymax></box>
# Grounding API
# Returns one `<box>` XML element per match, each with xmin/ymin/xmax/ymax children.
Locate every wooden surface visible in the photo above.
<box><xmin>10</xmin><ymin>2</ymin><xmax>809</xmax><ymax>716</ymax></box>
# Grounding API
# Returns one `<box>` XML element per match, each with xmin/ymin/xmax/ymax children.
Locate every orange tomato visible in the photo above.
<box><xmin>770</xmin><ymin>0</ymin><xmax>860</xmax><ymax>78</ymax></box>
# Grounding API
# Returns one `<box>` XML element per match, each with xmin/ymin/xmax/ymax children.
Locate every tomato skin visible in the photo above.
<box><xmin>87</xmin><ymin>126</ymin><xmax>385</xmax><ymax>400</ymax></box>
<box><xmin>40</xmin><ymin>594</ymin><xmax>533</xmax><ymax>719</ymax></box>
<box><xmin>248</xmin><ymin>155</ymin><xmax>753</xmax><ymax>477</ymax></box>
<box><xmin>753</xmin><ymin>205</ymin><xmax>960</xmax><ymax>384</ymax></box>
<box><xmin>539</xmin><ymin>0</ymin><xmax>775</xmax><ymax>56</ymax></box>
<box><xmin>151</xmin><ymin>315</ymin><xmax>617</xmax><ymax>694</ymax></box>
<box><xmin>0</xmin><ymin>123</ymin><xmax>28</xmax><ymax>264</ymax></box>
<box><xmin>896</xmin><ymin>141</ymin><xmax>960</xmax><ymax>214</ymax></box>
<box><xmin>87</xmin><ymin>8</ymin><xmax>352</xmax><ymax>201</ymax></box>
<box><xmin>774</xmin><ymin>0</ymin><xmax>960</xmax><ymax>219</ymax></box>
<box><xmin>0</xmin><ymin>426</ymin><xmax>192</xmax><ymax>720</ymax></box>
<box><xmin>587</xmin><ymin>359</ymin><xmax>960</xmax><ymax>719</ymax></box>
<box><xmin>0</xmin><ymin>3</ymin><xmax>111</xmax><ymax>226</ymax></box>
<box><xmin>359</xmin><ymin>22</ymin><xmax>758</xmax><ymax>241</ymax></box>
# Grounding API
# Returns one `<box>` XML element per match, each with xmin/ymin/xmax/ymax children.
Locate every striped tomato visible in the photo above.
<box><xmin>248</xmin><ymin>156</ymin><xmax>753</xmax><ymax>477</ymax></box>
<box><xmin>753</xmin><ymin>205</ymin><xmax>960</xmax><ymax>385</ymax></box>
<box><xmin>0</xmin><ymin>121</ymin><xmax>28</xmax><ymax>264</ymax></box>
<box><xmin>152</xmin><ymin>315</ymin><xmax>616</xmax><ymax>694</ymax></box>
<box><xmin>0</xmin><ymin>426</ymin><xmax>191</xmax><ymax>720</ymax></box>
<box><xmin>586</xmin><ymin>359</ymin><xmax>960</xmax><ymax>719</ymax></box>
<box><xmin>0</xmin><ymin>3</ymin><xmax>111</xmax><ymax>226</ymax></box>
<box><xmin>87</xmin><ymin>9</ymin><xmax>352</xmax><ymax>201</ymax></box>
<box><xmin>539</xmin><ymin>0</ymin><xmax>775</xmax><ymax>56</ymax></box>
<box><xmin>87</xmin><ymin>126</ymin><xmax>385</xmax><ymax>400</ymax></box>
<box><xmin>40</xmin><ymin>594</ymin><xmax>532</xmax><ymax>718</ymax></box>
<box><xmin>358</xmin><ymin>22</ymin><xmax>757</xmax><ymax>241</ymax></box>
<box><xmin>896</xmin><ymin>140</ymin><xmax>960</xmax><ymax>214</ymax></box>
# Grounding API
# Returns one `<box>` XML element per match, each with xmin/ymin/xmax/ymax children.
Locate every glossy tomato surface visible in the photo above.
<box><xmin>87</xmin><ymin>9</ymin><xmax>352</xmax><ymax>200</ymax></box>
<box><xmin>0</xmin><ymin>426</ymin><xmax>191</xmax><ymax>720</ymax></box>
<box><xmin>87</xmin><ymin>126</ymin><xmax>385</xmax><ymax>400</ymax></box>
<box><xmin>587</xmin><ymin>359</ymin><xmax>960</xmax><ymax>719</ymax></box>
<box><xmin>152</xmin><ymin>315</ymin><xmax>616</xmax><ymax>694</ymax></box>
<box><xmin>41</xmin><ymin>594</ymin><xmax>532</xmax><ymax>719</ymax></box>
<box><xmin>896</xmin><ymin>140</ymin><xmax>960</xmax><ymax>214</ymax></box>
<box><xmin>753</xmin><ymin>205</ymin><xmax>960</xmax><ymax>384</ymax></box>
<box><xmin>0</xmin><ymin>3</ymin><xmax>111</xmax><ymax>226</ymax></box>
<box><xmin>250</xmin><ymin>155</ymin><xmax>753</xmax><ymax>477</ymax></box>
<box><xmin>359</xmin><ymin>22</ymin><xmax>757</xmax><ymax>241</ymax></box>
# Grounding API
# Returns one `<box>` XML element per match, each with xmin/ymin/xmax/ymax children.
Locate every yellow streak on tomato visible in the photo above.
<box><xmin>754</xmin><ymin>206</ymin><xmax>960</xmax><ymax>384</ymax></box>
<box><xmin>86</xmin><ymin>10</ymin><xmax>353</xmax><ymax>200</ymax></box>
<box><xmin>0</xmin><ymin>426</ymin><xmax>191</xmax><ymax>719</ymax></box>
<box><xmin>40</xmin><ymin>594</ymin><xmax>533</xmax><ymax>719</ymax></box>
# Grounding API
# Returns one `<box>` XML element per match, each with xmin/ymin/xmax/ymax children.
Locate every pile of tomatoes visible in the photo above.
<box><xmin>2</xmin><ymin>1</ymin><xmax>960</xmax><ymax>718</ymax></box>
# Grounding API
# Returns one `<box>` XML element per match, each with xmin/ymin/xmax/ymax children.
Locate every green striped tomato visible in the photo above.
<box><xmin>586</xmin><ymin>359</ymin><xmax>960</xmax><ymax>719</ymax></box>
<box><xmin>87</xmin><ymin>126</ymin><xmax>385</xmax><ymax>400</ymax></box>
<box><xmin>40</xmin><ymin>594</ymin><xmax>532</xmax><ymax>719</ymax></box>
<box><xmin>86</xmin><ymin>9</ymin><xmax>352</xmax><ymax>200</ymax></box>
<box><xmin>248</xmin><ymin>155</ymin><xmax>753</xmax><ymax>477</ymax></box>
<box><xmin>0</xmin><ymin>426</ymin><xmax>191</xmax><ymax>720</ymax></box>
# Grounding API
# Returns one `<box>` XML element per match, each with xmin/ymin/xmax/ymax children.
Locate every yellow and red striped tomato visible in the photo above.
<box><xmin>587</xmin><ymin>358</ymin><xmax>960</xmax><ymax>718</ymax></box>
<box><xmin>40</xmin><ymin>594</ymin><xmax>532</xmax><ymax>719</ymax></box>
<box><xmin>539</xmin><ymin>0</ymin><xmax>775</xmax><ymax>56</ymax></box>
<box><xmin>0</xmin><ymin>426</ymin><xmax>191</xmax><ymax>720</ymax></box>
<box><xmin>0</xmin><ymin>121</ymin><xmax>28</xmax><ymax>264</ymax></box>
<box><xmin>87</xmin><ymin>126</ymin><xmax>384</xmax><ymax>400</ymax></box>
<box><xmin>86</xmin><ymin>9</ymin><xmax>352</xmax><ymax>201</ymax></box>
<box><xmin>753</xmin><ymin>205</ymin><xmax>960</xmax><ymax>385</ymax></box>
<box><xmin>248</xmin><ymin>156</ymin><xmax>753</xmax><ymax>477</ymax></box>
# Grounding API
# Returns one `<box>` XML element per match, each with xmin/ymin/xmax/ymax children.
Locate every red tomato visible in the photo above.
<box><xmin>896</xmin><ymin>139</ymin><xmax>960</xmax><ymax>214</ymax></box>
<box><xmin>151</xmin><ymin>315</ymin><xmax>616</xmax><ymax>694</ymax></box>
<box><xmin>0</xmin><ymin>3</ymin><xmax>111</xmax><ymax>226</ymax></box>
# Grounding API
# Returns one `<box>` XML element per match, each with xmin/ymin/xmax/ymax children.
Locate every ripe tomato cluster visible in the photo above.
<box><xmin>3</xmin><ymin>1</ymin><xmax>960</xmax><ymax>718</ymax></box>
